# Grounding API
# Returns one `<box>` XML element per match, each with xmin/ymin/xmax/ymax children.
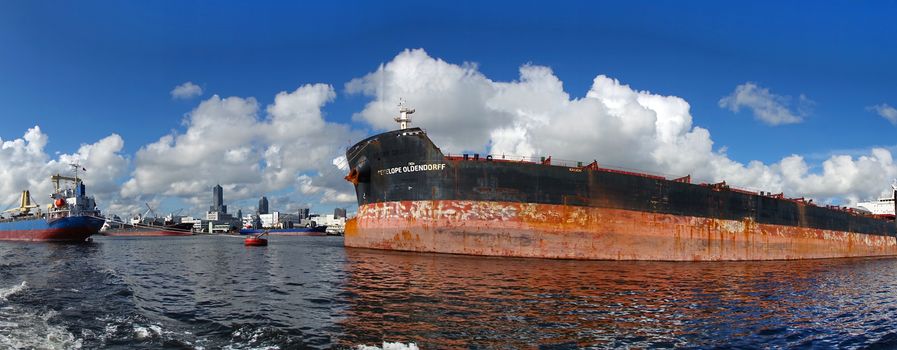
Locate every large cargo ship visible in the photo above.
<box><xmin>101</xmin><ymin>222</ymin><xmax>194</xmax><ymax>236</ymax></box>
<box><xmin>238</xmin><ymin>226</ymin><xmax>328</xmax><ymax>236</ymax></box>
<box><xmin>101</xmin><ymin>206</ymin><xmax>194</xmax><ymax>236</ymax></box>
<box><xmin>343</xmin><ymin>105</ymin><xmax>897</xmax><ymax>261</ymax></box>
<box><xmin>0</xmin><ymin>166</ymin><xmax>104</xmax><ymax>242</ymax></box>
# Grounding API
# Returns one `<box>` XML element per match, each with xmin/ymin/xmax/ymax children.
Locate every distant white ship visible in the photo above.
<box><xmin>856</xmin><ymin>182</ymin><xmax>897</xmax><ymax>218</ymax></box>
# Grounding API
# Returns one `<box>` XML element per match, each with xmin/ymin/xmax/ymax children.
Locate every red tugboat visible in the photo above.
<box><xmin>244</xmin><ymin>231</ymin><xmax>268</xmax><ymax>246</ymax></box>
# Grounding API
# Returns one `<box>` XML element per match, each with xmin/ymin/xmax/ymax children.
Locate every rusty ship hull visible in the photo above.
<box><xmin>344</xmin><ymin>127</ymin><xmax>897</xmax><ymax>261</ymax></box>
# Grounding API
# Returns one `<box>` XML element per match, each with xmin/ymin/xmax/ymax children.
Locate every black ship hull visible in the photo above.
<box><xmin>344</xmin><ymin>128</ymin><xmax>897</xmax><ymax>260</ymax></box>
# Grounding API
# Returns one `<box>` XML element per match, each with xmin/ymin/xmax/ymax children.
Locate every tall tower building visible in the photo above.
<box><xmin>209</xmin><ymin>184</ymin><xmax>227</xmax><ymax>214</ymax></box>
<box><xmin>205</xmin><ymin>184</ymin><xmax>236</xmax><ymax>226</ymax></box>
<box><xmin>258</xmin><ymin>196</ymin><xmax>269</xmax><ymax>215</ymax></box>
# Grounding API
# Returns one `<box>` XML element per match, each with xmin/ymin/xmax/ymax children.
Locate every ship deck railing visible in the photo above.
<box><xmin>443</xmin><ymin>153</ymin><xmax>889</xmax><ymax>219</ymax></box>
<box><xmin>444</xmin><ymin>152</ymin><xmax>690</xmax><ymax>182</ymax></box>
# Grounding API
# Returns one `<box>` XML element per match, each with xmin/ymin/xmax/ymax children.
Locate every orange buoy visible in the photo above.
<box><xmin>54</xmin><ymin>198</ymin><xmax>65</xmax><ymax>207</ymax></box>
<box><xmin>244</xmin><ymin>236</ymin><xmax>268</xmax><ymax>246</ymax></box>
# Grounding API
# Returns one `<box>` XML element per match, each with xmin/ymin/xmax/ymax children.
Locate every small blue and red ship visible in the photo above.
<box><xmin>0</xmin><ymin>166</ymin><xmax>104</xmax><ymax>242</ymax></box>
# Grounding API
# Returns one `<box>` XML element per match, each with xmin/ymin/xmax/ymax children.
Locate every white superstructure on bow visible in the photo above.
<box><xmin>857</xmin><ymin>181</ymin><xmax>897</xmax><ymax>216</ymax></box>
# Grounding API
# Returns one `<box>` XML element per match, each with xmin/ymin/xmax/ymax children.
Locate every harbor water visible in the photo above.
<box><xmin>3</xmin><ymin>235</ymin><xmax>897</xmax><ymax>349</ymax></box>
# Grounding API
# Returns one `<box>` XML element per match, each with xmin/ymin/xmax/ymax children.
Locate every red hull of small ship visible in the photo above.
<box><xmin>102</xmin><ymin>230</ymin><xmax>192</xmax><ymax>237</ymax></box>
<box><xmin>267</xmin><ymin>231</ymin><xmax>326</xmax><ymax>237</ymax></box>
<box><xmin>102</xmin><ymin>222</ymin><xmax>194</xmax><ymax>237</ymax></box>
<box><xmin>346</xmin><ymin>200</ymin><xmax>897</xmax><ymax>261</ymax></box>
<box><xmin>0</xmin><ymin>228</ymin><xmax>93</xmax><ymax>242</ymax></box>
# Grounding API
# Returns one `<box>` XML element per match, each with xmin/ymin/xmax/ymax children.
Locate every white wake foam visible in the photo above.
<box><xmin>0</xmin><ymin>306</ymin><xmax>82</xmax><ymax>349</ymax></box>
<box><xmin>0</xmin><ymin>281</ymin><xmax>27</xmax><ymax>301</ymax></box>
<box><xmin>133</xmin><ymin>324</ymin><xmax>163</xmax><ymax>339</ymax></box>
<box><xmin>224</xmin><ymin>326</ymin><xmax>281</xmax><ymax>350</ymax></box>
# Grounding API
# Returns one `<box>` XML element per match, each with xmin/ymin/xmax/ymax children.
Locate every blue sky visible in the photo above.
<box><xmin>1</xmin><ymin>1</ymin><xmax>896</xmax><ymax>215</ymax></box>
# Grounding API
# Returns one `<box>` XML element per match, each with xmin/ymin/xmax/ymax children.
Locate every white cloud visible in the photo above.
<box><xmin>868</xmin><ymin>103</ymin><xmax>897</xmax><ymax>125</ymax></box>
<box><xmin>346</xmin><ymin>49</ymin><xmax>897</xmax><ymax>205</ymax></box>
<box><xmin>0</xmin><ymin>126</ymin><xmax>132</xmax><ymax>215</ymax></box>
<box><xmin>718</xmin><ymin>82</ymin><xmax>810</xmax><ymax>126</ymax></box>
<box><xmin>5</xmin><ymin>50</ymin><xmax>892</xmax><ymax>219</ymax></box>
<box><xmin>346</xmin><ymin>50</ymin><xmax>508</xmax><ymax>152</ymax></box>
<box><xmin>332</xmin><ymin>155</ymin><xmax>349</xmax><ymax>171</ymax></box>
<box><xmin>170</xmin><ymin>81</ymin><xmax>203</xmax><ymax>99</ymax></box>
<box><xmin>124</xmin><ymin>84</ymin><xmax>361</xmax><ymax>213</ymax></box>
<box><xmin>297</xmin><ymin>173</ymin><xmax>356</xmax><ymax>203</ymax></box>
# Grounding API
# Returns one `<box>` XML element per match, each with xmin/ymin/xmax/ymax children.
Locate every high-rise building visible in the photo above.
<box><xmin>298</xmin><ymin>208</ymin><xmax>310</xmax><ymax>220</ymax></box>
<box><xmin>258</xmin><ymin>196</ymin><xmax>269</xmax><ymax>215</ymax></box>
<box><xmin>205</xmin><ymin>184</ymin><xmax>235</xmax><ymax>228</ymax></box>
<box><xmin>210</xmin><ymin>184</ymin><xmax>227</xmax><ymax>214</ymax></box>
<box><xmin>334</xmin><ymin>208</ymin><xmax>347</xmax><ymax>218</ymax></box>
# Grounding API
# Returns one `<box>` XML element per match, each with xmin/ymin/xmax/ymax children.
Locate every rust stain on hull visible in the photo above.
<box><xmin>345</xmin><ymin>200</ymin><xmax>897</xmax><ymax>261</ymax></box>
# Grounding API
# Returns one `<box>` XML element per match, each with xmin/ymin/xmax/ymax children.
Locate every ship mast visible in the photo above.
<box><xmin>394</xmin><ymin>98</ymin><xmax>415</xmax><ymax>130</ymax></box>
<box><xmin>71</xmin><ymin>163</ymin><xmax>81</xmax><ymax>182</ymax></box>
<box><xmin>51</xmin><ymin>163</ymin><xmax>83</xmax><ymax>192</ymax></box>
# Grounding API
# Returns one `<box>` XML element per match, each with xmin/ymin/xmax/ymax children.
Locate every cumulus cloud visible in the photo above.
<box><xmin>0</xmin><ymin>127</ymin><xmax>132</xmax><ymax>214</ymax></box>
<box><xmin>718</xmin><ymin>82</ymin><xmax>811</xmax><ymax>126</ymax></box>
<box><xmin>868</xmin><ymin>103</ymin><xmax>897</xmax><ymax>125</ymax></box>
<box><xmin>5</xmin><ymin>50</ymin><xmax>891</xmax><ymax>218</ymax></box>
<box><xmin>346</xmin><ymin>51</ymin><xmax>506</xmax><ymax>152</ymax></box>
<box><xmin>170</xmin><ymin>81</ymin><xmax>203</xmax><ymax>99</ymax></box>
<box><xmin>332</xmin><ymin>155</ymin><xmax>349</xmax><ymax>171</ymax></box>
<box><xmin>297</xmin><ymin>173</ymin><xmax>356</xmax><ymax>203</ymax></box>
<box><xmin>124</xmin><ymin>84</ymin><xmax>361</xmax><ymax>213</ymax></box>
<box><xmin>347</xmin><ymin>49</ymin><xmax>897</xmax><ymax>204</ymax></box>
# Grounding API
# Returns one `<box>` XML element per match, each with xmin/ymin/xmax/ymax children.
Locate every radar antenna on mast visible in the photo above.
<box><xmin>70</xmin><ymin>163</ymin><xmax>83</xmax><ymax>181</ymax></box>
<box><xmin>394</xmin><ymin>98</ymin><xmax>415</xmax><ymax>130</ymax></box>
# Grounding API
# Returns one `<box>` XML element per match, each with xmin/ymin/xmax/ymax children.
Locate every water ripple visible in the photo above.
<box><xmin>5</xmin><ymin>237</ymin><xmax>897</xmax><ymax>348</ymax></box>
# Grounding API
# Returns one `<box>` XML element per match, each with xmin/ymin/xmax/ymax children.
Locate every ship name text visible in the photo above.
<box><xmin>378</xmin><ymin>163</ymin><xmax>447</xmax><ymax>176</ymax></box>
